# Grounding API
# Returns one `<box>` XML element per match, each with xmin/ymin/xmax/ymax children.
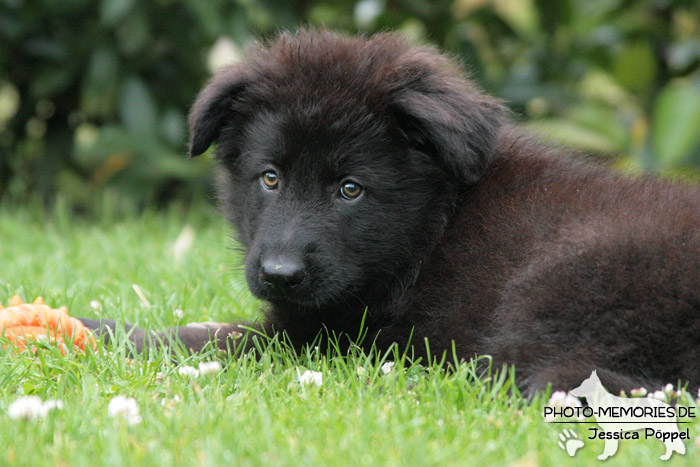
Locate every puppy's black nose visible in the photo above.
<box><xmin>260</xmin><ymin>258</ymin><xmax>305</xmax><ymax>290</ymax></box>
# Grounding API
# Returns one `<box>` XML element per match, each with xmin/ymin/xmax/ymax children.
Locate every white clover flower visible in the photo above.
<box><xmin>90</xmin><ymin>300</ymin><xmax>101</xmax><ymax>310</ymax></box>
<box><xmin>356</xmin><ymin>366</ymin><xmax>366</xmax><ymax>377</ymax></box>
<box><xmin>39</xmin><ymin>399</ymin><xmax>64</xmax><ymax>417</ymax></box>
<box><xmin>381</xmin><ymin>362</ymin><xmax>395</xmax><ymax>374</ymax></box>
<box><xmin>8</xmin><ymin>396</ymin><xmax>64</xmax><ymax>421</ymax></box>
<box><xmin>8</xmin><ymin>396</ymin><xmax>44</xmax><ymax>421</ymax></box>
<box><xmin>299</xmin><ymin>370</ymin><xmax>323</xmax><ymax>387</ymax></box>
<box><xmin>664</xmin><ymin>383</ymin><xmax>675</xmax><ymax>396</ymax></box>
<box><xmin>549</xmin><ymin>391</ymin><xmax>582</xmax><ymax>408</ymax></box>
<box><xmin>36</xmin><ymin>335</ymin><xmax>50</xmax><ymax>344</ymax></box>
<box><xmin>108</xmin><ymin>396</ymin><xmax>141</xmax><ymax>425</ymax></box>
<box><xmin>630</xmin><ymin>387</ymin><xmax>648</xmax><ymax>397</ymax></box>
<box><xmin>198</xmin><ymin>361</ymin><xmax>223</xmax><ymax>377</ymax></box>
<box><xmin>178</xmin><ymin>365</ymin><xmax>200</xmax><ymax>378</ymax></box>
<box><xmin>651</xmin><ymin>390</ymin><xmax>667</xmax><ymax>401</ymax></box>
<box><xmin>174</xmin><ymin>309</ymin><xmax>184</xmax><ymax>320</ymax></box>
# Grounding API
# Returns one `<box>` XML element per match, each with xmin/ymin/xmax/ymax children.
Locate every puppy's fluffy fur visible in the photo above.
<box><xmin>85</xmin><ymin>30</ymin><xmax>700</xmax><ymax>395</ymax></box>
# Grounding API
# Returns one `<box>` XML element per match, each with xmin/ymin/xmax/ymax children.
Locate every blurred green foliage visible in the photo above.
<box><xmin>1</xmin><ymin>0</ymin><xmax>699</xmax><ymax>211</ymax></box>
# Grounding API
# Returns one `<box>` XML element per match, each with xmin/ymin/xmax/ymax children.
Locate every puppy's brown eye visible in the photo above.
<box><xmin>339</xmin><ymin>181</ymin><xmax>362</xmax><ymax>200</ymax></box>
<box><xmin>262</xmin><ymin>171</ymin><xmax>279</xmax><ymax>190</ymax></box>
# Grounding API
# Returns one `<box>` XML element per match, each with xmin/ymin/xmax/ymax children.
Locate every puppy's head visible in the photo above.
<box><xmin>189</xmin><ymin>30</ymin><xmax>505</xmax><ymax>310</ymax></box>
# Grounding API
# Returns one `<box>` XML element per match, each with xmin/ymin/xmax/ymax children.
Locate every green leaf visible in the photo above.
<box><xmin>119</xmin><ymin>77</ymin><xmax>158</xmax><ymax>137</ymax></box>
<box><xmin>612</xmin><ymin>42</ymin><xmax>657</xmax><ymax>93</ymax></box>
<box><xmin>115</xmin><ymin>9</ymin><xmax>150</xmax><ymax>56</ymax></box>
<box><xmin>100</xmin><ymin>0</ymin><xmax>135</xmax><ymax>27</ymax></box>
<box><xmin>652</xmin><ymin>81</ymin><xmax>700</xmax><ymax>166</ymax></box>
<box><xmin>494</xmin><ymin>0</ymin><xmax>539</xmax><ymax>39</ymax></box>
<box><xmin>160</xmin><ymin>109</ymin><xmax>186</xmax><ymax>146</ymax></box>
<box><xmin>81</xmin><ymin>47</ymin><xmax>120</xmax><ymax>118</ymax></box>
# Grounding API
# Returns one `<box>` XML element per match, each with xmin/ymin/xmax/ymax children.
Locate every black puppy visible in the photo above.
<box><xmin>81</xmin><ymin>30</ymin><xmax>700</xmax><ymax>395</ymax></box>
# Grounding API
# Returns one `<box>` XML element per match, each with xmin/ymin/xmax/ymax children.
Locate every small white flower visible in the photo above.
<box><xmin>664</xmin><ymin>383</ymin><xmax>675</xmax><ymax>396</ymax></box>
<box><xmin>36</xmin><ymin>335</ymin><xmax>51</xmax><ymax>344</ymax></box>
<box><xmin>198</xmin><ymin>361</ymin><xmax>223</xmax><ymax>377</ymax></box>
<box><xmin>174</xmin><ymin>309</ymin><xmax>184</xmax><ymax>320</ymax></box>
<box><xmin>90</xmin><ymin>300</ymin><xmax>101</xmax><ymax>310</ymax></box>
<box><xmin>630</xmin><ymin>387</ymin><xmax>648</xmax><ymax>397</ymax></box>
<box><xmin>8</xmin><ymin>396</ymin><xmax>44</xmax><ymax>421</ymax></box>
<box><xmin>548</xmin><ymin>391</ymin><xmax>567</xmax><ymax>405</ymax></box>
<box><xmin>299</xmin><ymin>370</ymin><xmax>323</xmax><ymax>387</ymax></box>
<box><xmin>356</xmin><ymin>366</ymin><xmax>366</xmax><ymax>377</ymax></box>
<box><xmin>108</xmin><ymin>396</ymin><xmax>141</xmax><ymax>425</ymax></box>
<box><xmin>178</xmin><ymin>365</ymin><xmax>200</xmax><ymax>378</ymax></box>
<box><xmin>39</xmin><ymin>399</ymin><xmax>64</xmax><ymax>417</ymax></box>
<box><xmin>551</xmin><ymin>392</ymin><xmax>580</xmax><ymax>408</ymax></box>
<box><xmin>651</xmin><ymin>390</ymin><xmax>667</xmax><ymax>401</ymax></box>
<box><xmin>381</xmin><ymin>362</ymin><xmax>395</xmax><ymax>374</ymax></box>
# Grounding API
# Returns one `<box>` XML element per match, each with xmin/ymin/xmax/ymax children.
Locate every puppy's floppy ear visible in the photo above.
<box><xmin>391</xmin><ymin>75</ymin><xmax>505</xmax><ymax>185</ymax></box>
<box><xmin>188</xmin><ymin>66</ymin><xmax>251</xmax><ymax>157</ymax></box>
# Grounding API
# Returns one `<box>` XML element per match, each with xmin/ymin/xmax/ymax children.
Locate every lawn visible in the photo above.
<box><xmin>0</xmin><ymin>202</ymin><xmax>697</xmax><ymax>466</ymax></box>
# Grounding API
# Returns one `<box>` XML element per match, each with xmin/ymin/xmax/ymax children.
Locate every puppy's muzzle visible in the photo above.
<box><xmin>259</xmin><ymin>257</ymin><xmax>306</xmax><ymax>291</ymax></box>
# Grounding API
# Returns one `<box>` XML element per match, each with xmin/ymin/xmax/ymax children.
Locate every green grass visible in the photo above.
<box><xmin>0</xmin><ymin>202</ymin><xmax>698</xmax><ymax>466</ymax></box>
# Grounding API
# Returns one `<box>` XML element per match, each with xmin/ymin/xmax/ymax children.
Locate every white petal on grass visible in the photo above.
<box><xmin>39</xmin><ymin>399</ymin><xmax>64</xmax><ymax>417</ymax></box>
<box><xmin>356</xmin><ymin>366</ymin><xmax>366</xmax><ymax>377</ymax></box>
<box><xmin>178</xmin><ymin>365</ymin><xmax>200</xmax><ymax>378</ymax></box>
<box><xmin>36</xmin><ymin>335</ymin><xmax>50</xmax><ymax>344</ymax></box>
<box><xmin>8</xmin><ymin>396</ymin><xmax>64</xmax><ymax>421</ymax></box>
<box><xmin>199</xmin><ymin>361</ymin><xmax>223</xmax><ymax>377</ymax></box>
<box><xmin>8</xmin><ymin>396</ymin><xmax>44</xmax><ymax>421</ymax></box>
<box><xmin>299</xmin><ymin>370</ymin><xmax>323</xmax><ymax>387</ymax></box>
<box><xmin>381</xmin><ymin>362</ymin><xmax>395</xmax><ymax>374</ymax></box>
<box><xmin>173</xmin><ymin>224</ymin><xmax>195</xmax><ymax>261</ymax></box>
<box><xmin>108</xmin><ymin>396</ymin><xmax>142</xmax><ymax>425</ymax></box>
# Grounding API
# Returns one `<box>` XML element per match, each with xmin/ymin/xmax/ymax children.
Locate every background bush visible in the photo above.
<box><xmin>1</xmin><ymin>0</ymin><xmax>699</xmax><ymax>212</ymax></box>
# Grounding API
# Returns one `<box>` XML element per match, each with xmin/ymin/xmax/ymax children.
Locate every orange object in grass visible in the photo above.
<box><xmin>0</xmin><ymin>295</ymin><xmax>96</xmax><ymax>353</ymax></box>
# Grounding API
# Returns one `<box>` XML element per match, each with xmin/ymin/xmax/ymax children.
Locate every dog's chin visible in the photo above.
<box><xmin>258</xmin><ymin>291</ymin><xmax>336</xmax><ymax>310</ymax></box>
<box><xmin>249</xmin><ymin>283</ymin><xmax>361</xmax><ymax>311</ymax></box>
<box><xmin>246</xmin><ymin>282</ymin><xmax>327</xmax><ymax>310</ymax></box>
<box><xmin>267</xmin><ymin>295</ymin><xmax>328</xmax><ymax>309</ymax></box>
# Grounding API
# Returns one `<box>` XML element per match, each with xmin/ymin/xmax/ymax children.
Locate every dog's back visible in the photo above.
<box><xmin>396</xmin><ymin>130</ymin><xmax>700</xmax><ymax>393</ymax></box>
